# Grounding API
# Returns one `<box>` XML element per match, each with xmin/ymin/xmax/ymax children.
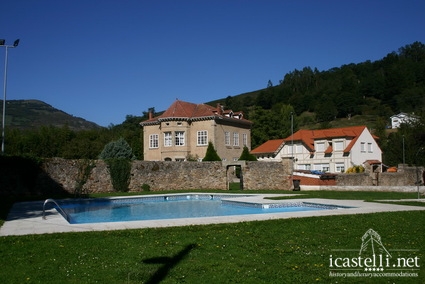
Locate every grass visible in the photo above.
<box><xmin>0</xmin><ymin>190</ymin><xmax>424</xmax><ymax>283</ymax></box>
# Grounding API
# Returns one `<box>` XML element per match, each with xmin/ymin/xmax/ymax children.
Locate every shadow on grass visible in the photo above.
<box><xmin>142</xmin><ymin>243</ymin><xmax>196</xmax><ymax>284</ymax></box>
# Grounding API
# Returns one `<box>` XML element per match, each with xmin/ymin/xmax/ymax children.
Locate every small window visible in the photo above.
<box><xmin>149</xmin><ymin>134</ymin><xmax>159</xmax><ymax>148</ymax></box>
<box><xmin>336</xmin><ymin>163</ymin><xmax>345</xmax><ymax>172</ymax></box>
<box><xmin>175</xmin><ymin>131</ymin><xmax>185</xmax><ymax>146</ymax></box>
<box><xmin>361</xmin><ymin>142</ymin><xmax>366</xmax><ymax>152</ymax></box>
<box><xmin>243</xmin><ymin>133</ymin><xmax>248</xmax><ymax>147</ymax></box>
<box><xmin>225</xmin><ymin>132</ymin><xmax>230</xmax><ymax>146</ymax></box>
<box><xmin>288</xmin><ymin>144</ymin><xmax>294</xmax><ymax>154</ymax></box>
<box><xmin>316</xmin><ymin>142</ymin><xmax>325</xmax><ymax>152</ymax></box>
<box><xmin>367</xmin><ymin>143</ymin><xmax>373</xmax><ymax>152</ymax></box>
<box><xmin>164</xmin><ymin>132</ymin><xmax>172</xmax><ymax>147</ymax></box>
<box><xmin>233</xmin><ymin>132</ymin><xmax>239</xmax><ymax>146</ymax></box>
<box><xmin>197</xmin><ymin>130</ymin><xmax>208</xmax><ymax>146</ymax></box>
<box><xmin>334</xmin><ymin>141</ymin><xmax>343</xmax><ymax>151</ymax></box>
<box><xmin>296</xmin><ymin>144</ymin><xmax>302</xmax><ymax>153</ymax></box>
<box><xmin>314</xmin><ymin>163</ymin><xmax>329</xmax><ymax>172</ymax></box>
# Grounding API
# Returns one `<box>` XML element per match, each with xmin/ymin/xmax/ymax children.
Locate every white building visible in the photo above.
<box><xmin>390</xmin><ymin>112</ymin><xmax>419</xmax><ymax>129</ymax></box>
<box><xmin>251</xmin><ymin>125</ymin><xmax>382</xmax><ymax>173</ymax></box>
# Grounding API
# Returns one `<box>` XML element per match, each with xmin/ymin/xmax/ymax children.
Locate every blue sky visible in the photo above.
<box><xmin>1</xmin><ymin>0</ymin><xmax>424</xmax><ymax>127</ymax></box>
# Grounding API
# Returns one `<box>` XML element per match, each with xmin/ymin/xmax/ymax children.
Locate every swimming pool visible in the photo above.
<box><xmin>44</xmin><ymin>194</ymin><xmax>342</xmax><ymax>224</ymax></box>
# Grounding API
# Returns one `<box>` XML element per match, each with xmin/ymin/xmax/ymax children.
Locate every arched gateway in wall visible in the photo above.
<box><xmin>223</xmin><ymin>161</ymin><xmax>246</xmax><ymax>190</ymax></box>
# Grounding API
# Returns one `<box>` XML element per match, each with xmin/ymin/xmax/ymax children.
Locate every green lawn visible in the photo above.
<box><xmin>1</xmin><ymin>190</ymin><xmax>424</xmax><ymax>283</ymax></box>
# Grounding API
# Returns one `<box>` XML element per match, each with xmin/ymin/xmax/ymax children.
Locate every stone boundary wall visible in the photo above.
<box><xmin>336</xmin><ymin>166</ymin><xmax>424</xmax><ymax>187</ymax></box>
<box><xmin>243</xmin><ymin>160</ymin><xmax>292</xmax><ymax>190</ymax></box>
<box><xmin>37</xmin><ymin>158</ymin><xmax>293</xmax><ymax>194</ymax></box>
<box><xmin>1</xmin><ymin>157</ymin><xmax>423</xmax><ymax>196</ymax></box>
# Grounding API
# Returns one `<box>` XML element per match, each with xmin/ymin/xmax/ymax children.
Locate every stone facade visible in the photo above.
<box><xmin>140</xmin><ymin>100</ymin><xmax>252</xmax><ymax>162</ymax></box>
<box><xmin>1</xmin><ymin>157</ymin><xmax>423</xmax><ymax>196</ymax></box>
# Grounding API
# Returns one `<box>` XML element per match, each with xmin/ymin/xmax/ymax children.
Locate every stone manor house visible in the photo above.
<box><xmin>140</xmin><ymin>100</ymin><xmax>252</xmax><ymax>161</ymax></box>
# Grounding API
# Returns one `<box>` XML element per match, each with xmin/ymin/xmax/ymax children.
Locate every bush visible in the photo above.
<box><xmin>99</xmin><ymin>138</ymin><xmax>135</xmax><ymax>160</ymax></box>
<box><xmin>239</xmin><ymin>146</ymin><xmax>257</xmax><ymax>161</ymax></box>
<box><xmin>106</xmin><ymin>158</ymin><xmax>131</xmax><ymax>192</ymax></box>
<box><xmin>202</xmin><ymin>142</ymin><xmax>221</xmax><ymax>161</ymax></box>
<box><xmin>141</xmin><ymin>183</ymin><xmax>151</xmax><ymax>192</ymax></box>
<box><xmin>346</xmin><ymin>165</ymin><xmax>365</xmax><ymax>173</ymax></box>
<box><xmin>99</xmin><ymin>138</ymin><xmax>134</xmax><ymax>192</ymax></box>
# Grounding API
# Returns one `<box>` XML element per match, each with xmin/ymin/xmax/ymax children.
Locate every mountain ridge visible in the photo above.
<box><xmin>0</xmin><ymin>99</ymin><xmax>102</xmax><ymax>131</ymax></box>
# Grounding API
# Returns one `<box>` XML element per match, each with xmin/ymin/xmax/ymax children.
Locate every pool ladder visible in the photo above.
<box><xmin>42</xmin><ymin>198</ymin><xmax>71</xmax><ymax>222</ymax></box>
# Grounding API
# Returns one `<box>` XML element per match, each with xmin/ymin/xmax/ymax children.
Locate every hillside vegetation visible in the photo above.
<box><xmin>0</xmin><ymin>100</ymin><xmax>100</xmax><ymax>131</ymax></box>
<box><xmin>3</xmin><ymin>42</ymin><xmax>425</xmax><ymax>167</ymax></box>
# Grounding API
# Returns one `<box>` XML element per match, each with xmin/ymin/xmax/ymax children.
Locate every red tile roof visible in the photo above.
<box><xmin>284</xmin><ymin>125</ymin><xmax>368</xmax><ymax>153</ymax></box>
<box><xmin>250</xmin><ymin>139</ymin><xmax>285</xmax><ymax>154</ymax></box>
<box><xmin>161</xmin><ymin>100</ymin><xmax>216</xmax><ymax>118</ymax></box>
<box><xmin>251</xmin><ymin>125</ymin><xmax>370</xmax><ymax>154</ymax></box>
<box><xmin>140</xmin><ymin>100</ymin><xmax>251</xmax><ymax>125</ymax></box>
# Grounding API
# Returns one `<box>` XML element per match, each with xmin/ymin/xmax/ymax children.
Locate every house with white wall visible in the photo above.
<box><xmin>390</xmin><ymin>112</ymin><xmax>419</xmax><ymax>128</ymax></box>
<box><xmin>251</xmin><ymin>125</ymin><xmax>382</xmax><ymax>173</ymax></box>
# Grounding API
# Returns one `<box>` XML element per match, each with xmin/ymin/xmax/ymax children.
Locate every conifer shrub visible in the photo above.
<box><xmin>239</xmin><ymin>146</ymin><xmax>257</xmax><ymax>161</ymax></box>
<box><xmin>202</xmin><ymin>142</ymin><xmax>221</xmax><ymax>161</ymax></box>
<box><xmin>99</xmin><ymin>138</ymin><xmax>135</xmax><ymax>192</ymax></box>
<box><xmin>107</xmin><ymin>158</ymin><xmax>131</xmax><ymax>192</ymax></box>
<box><xmin>99</xmin><ymin>138</ymin><xmax>136</xmax><ymax>160</ymax></box>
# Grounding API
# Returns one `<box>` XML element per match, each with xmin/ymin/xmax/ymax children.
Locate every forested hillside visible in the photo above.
<box><xmin>0</xmin><ymin>100</ymin><xmax>101</xmax><ymax>130</ymax></box>
<box><xmin>212</xmin><ymin>41</ymin><xmax>425</xmax><ymax>144</ymax></box>
<box><xmin>3</xmin><ymin>42</ymin><xmax>425</xmax><ymax>167</ymax></box>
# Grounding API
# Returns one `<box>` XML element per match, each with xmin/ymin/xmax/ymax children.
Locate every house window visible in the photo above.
<box><xmin>296</xmin><ymin>144</ymin><xmax>302</xmax><ymax>153</ymax></box>
<box><xmin>164</xmin><ymin>132</ymin><xmax>172</xmax><ymax>147</ymax></box>
<box><xmin>361</xmin><ymin>142</ymin><xmax>366</xmax><ymax>152</ymax></box>
<box><xmin>243</xmin><ymin>133</ymin><xmax>248</xmax><ymax>146</ymax></box>
<box><xmin>316</xmin><ymin>142</ymin><xmax>325</xmax><ymax>152</ymax></box>
<box><xmin>288</xmin><ymin>144</ymin><xmax>294</xmax><ymax>154</ymax></box>
<box><xmin>335</xmin><ymin>163</ymin><xmax>345</xmax><ymax>173</ymax></box>
<box><xmin>297</xmin><ymin>164</ymin><xmax>311</xmax><ymax>170</ymax></box>
<box><xmin>175</xmin><ymin>131</ymin><xmax>185</xmax><ymax>146</ymax></box>
<box><xmin>367</xmin><ymin>143</ymin><xmax>373</xmax><ymax>152</ymax></box>
<box><xmin>197</xmin><ymin>130</ymin><xmax>208</xmax><ymax>146</ymax></box>
<box><xmin>233</xmin><ymin>132</ymin><xmax>239</xmax><ymax>146</ymax></box>
<box><xmin>225</xmin><ymin>132</ymin><xmax>230</xmax><ymax>146</ymax></box>
<box><xmin>334</xmin><ymin>141</ymin><xmax>343</xmax><ymax>151</ymax></box>
<box><xmin>149</xmin><ymin>134</ymin><xmax>159</xmax><ymax>148</ymax></box>
<box><xmin>314</xmin><ymin>163</ymin><xmax>329</xmax><ymax>172</ymax></box>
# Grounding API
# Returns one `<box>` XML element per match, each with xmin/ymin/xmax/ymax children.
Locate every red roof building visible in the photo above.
<box><xmin>140</xmin><ymin>100</ymin><xmax>252</xmax><ymax>161</ymax></box>
<box><xmin>251</xmin><ymin>125</ymin><xmax>382</xmax><ymax>173</ymax></box>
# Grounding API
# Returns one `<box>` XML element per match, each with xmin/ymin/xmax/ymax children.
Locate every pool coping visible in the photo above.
<box><xmin>1</xmin><ymin>193</ymin><xmax>424</xmax><ymax>236</ymax></box>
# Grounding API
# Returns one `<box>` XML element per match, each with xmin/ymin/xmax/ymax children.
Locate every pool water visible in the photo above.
<box><xmin>53</xmin><ymin>195</ymin><xmax>335</xmax><ymax>224</ymax></box>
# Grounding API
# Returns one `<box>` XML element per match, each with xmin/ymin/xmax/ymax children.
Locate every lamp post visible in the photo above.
<box><xmin>0</xmin><ymin>39</ymin><xmax>19</xmax><ymax>154</ymax></box>
<box><xmin>415</xmin><ymin>147</ymin><xmax>424</xmax><ymax>199</ymax></box>
<box><xmin>402</xmin><ymin>135</ymin><xmax>405</xmax><ymax>166</ymax></box>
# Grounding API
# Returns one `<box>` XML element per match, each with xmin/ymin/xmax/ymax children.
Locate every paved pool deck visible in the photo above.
<box><xmin>1</xmin><ymin>193</ymin><xmax>424</xmax><ymax>236</ymax></box>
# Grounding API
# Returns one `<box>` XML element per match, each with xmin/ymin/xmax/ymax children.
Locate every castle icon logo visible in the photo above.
<box><xmin>359</xmin><ymin>228</ymin><xmax>392</xmax><ymax>258</ymax></box>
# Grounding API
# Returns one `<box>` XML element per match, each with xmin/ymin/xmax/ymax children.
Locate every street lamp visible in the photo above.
<box><xmin>402</xmin><ymin>135</ymin><xmax>405</xmax><ymax>166</ymax></box>
<box><xmin>0</xmin><ymin>39</ymin><xmax>20</xmax><ymax>154</ymax></box>
<box><xmin>415</xmin><ymin>147</ymin><xmax>424</xmax><ymax>199</ymax></box>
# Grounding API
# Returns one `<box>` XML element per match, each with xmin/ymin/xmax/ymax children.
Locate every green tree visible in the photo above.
<box><xmin>239</xmin><ymin>146</ymin><xmax>257</xmax><ymax>161</ymax></box>
<box><xmin>203</xmin><ymin>142</ymin><xmax>221</xmax><ymax>161</ymax></box>
<box><xmin>99</xmin><ymin>138</ymin><xmax>135</xmax><ymax>160</ymax></box>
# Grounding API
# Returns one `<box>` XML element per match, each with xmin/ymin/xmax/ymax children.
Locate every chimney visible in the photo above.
<box><xmin>216</xmin><ymin>103</ymin><xmax>223</xmax><ymax>115</ymax></box>
<box><xmin>148</xmin><ymin>110</ymin><xmax>153</xmax><ymax>120</ymax></box>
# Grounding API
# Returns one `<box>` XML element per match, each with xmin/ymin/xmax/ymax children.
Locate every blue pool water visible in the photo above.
<box><xmin>52</xmin><ymin>195</ymin><xmax>337</xmax><ymax>224</ymax></box>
